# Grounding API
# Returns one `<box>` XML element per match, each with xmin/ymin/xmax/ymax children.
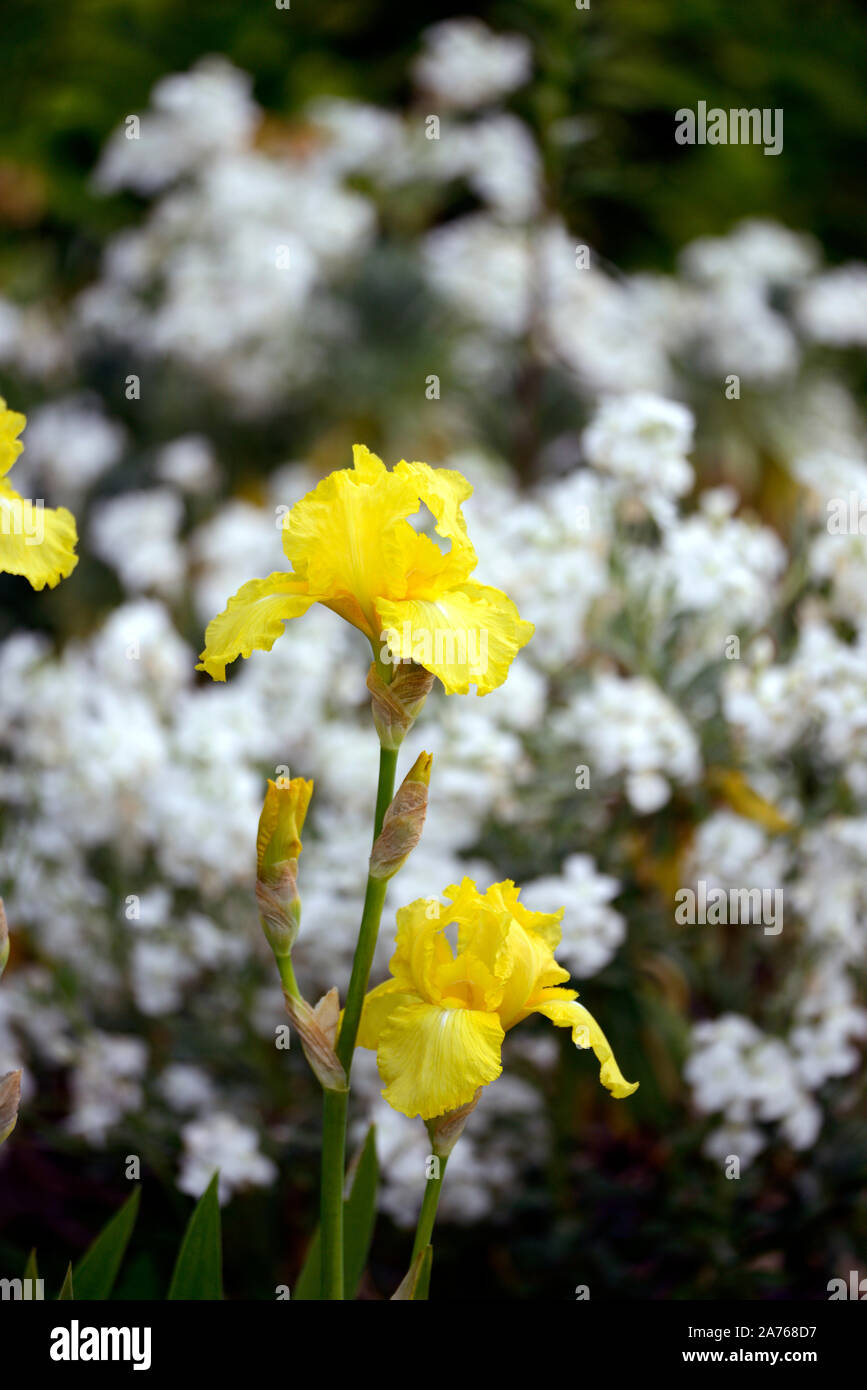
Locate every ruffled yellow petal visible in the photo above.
<box><xmin>196</xmin><ymin>572</ymin><xmax>316</xmax><ymax>680</ymax></box>
<box><xmin>390</xmin><ymin>897</ymin><xmax>458</xmax><ymax>1001</ymax></box>
<box><xmin>0</xmin><ymin>401</ymin><xmax>25</xmax><ymax>479</ymax></box>
<box><xmin>281</xmin><ymin>445</ymin><xmax>419</xmax><ymax>640</ymax></box>
<box><xmin>393</xmin><ymin>457</ymin><xmax>477</xmax><ymax>588</ymax></box>
<box><xmin>376</xmin><ymin>581</ymin><xmax>534</xmax><ymax>695</ymax></box>
<box><xmin>0</xmin><ymin>480</ymin><xmax>78</xmax><ymax>590</ymax></box>
<box><xmin>532</xmin><ymin>997</ymin><xmax>639</xmax><ymax>1099</ymax></box>
<box><xmin>487</xmin><ymin>879</ymin><xmax>564</xmax><ymax>953</ymax></box>
<box><xmin>376</xmin><ymin>1000</ymin><xmax>504</xmax><ymax>1119</ymax></box>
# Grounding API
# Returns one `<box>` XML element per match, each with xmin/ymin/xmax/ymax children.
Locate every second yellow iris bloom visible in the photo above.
<box><xmin>357</xmin><ymin>878</ymin><xmax>638</xmax><ymax>1120</ymax></box>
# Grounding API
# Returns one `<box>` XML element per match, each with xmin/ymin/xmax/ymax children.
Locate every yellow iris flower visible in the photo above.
<box><xmin>0</xmin><ymin>401</ymin><xmax>78</xmax><ymax>590</ymax></box>
<box><xmin>197</xmin><ymin>445</ymin><xmax>533</xmax><ymax>694</ymax></box>
<box><xmin>357</xmin><ymin>878</ymin><xmax>638</xmax><ymax>1120</ymax></box>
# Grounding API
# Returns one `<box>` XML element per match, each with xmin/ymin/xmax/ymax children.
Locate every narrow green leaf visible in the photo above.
<box><xmin>23</xmin><ymin>1249</ymin><xmax>38</xmax><ymax>1281</ymax></box>
<box><xmin>391</xmin><ymin>1245</ymin><xmax>432</xmax><ymax>1300</ymax></box>
<box><xmin>343</xmin><ymin>1125</ymin><xmax>378</xmax><ymax>1299</ymax></box>
<box><xmin>292</xmin><ymin>1227</ymin><xmax>322</xmax><ymax>1301</ymax></box>
<box><xmin>58</xmin><ymin>1263</ymin><xmax>74</xmax><ymax>1300</ymax></box>
<box><xmin>167</xmin><ymin>1172</ymin><xmax>222</xmax><ymax>1300</ymax></box>
<box><xmin>294</xmin><ymin>1124</ymin><xmax>379</xmax><ymax>1301</ymax></box>
<box><xmin>73</xmin><ymin>1188</ymin><xmax>141</xmax><ymax>1300</ymax></box>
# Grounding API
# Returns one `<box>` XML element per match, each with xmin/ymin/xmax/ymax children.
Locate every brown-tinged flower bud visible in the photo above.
<box><xmin>0</xmin><ymin>1070</ymin><xmax>21</xmax><ymax>1147</ymax></box>
<box><xmin>367</xmin><ymin>661</ymin><xmax>435</xmax><ymax>750</ymax></box>
<box><xmin>369</xmin><ymin>751</ymin><xmax>432</xmax><ymax>880</ymax></box>
<box><xmin>0</xmin><ymin>898</ymin><xmax>8</xmax><ymax>979</ymax></box>
<box><xmin>283</xmin><ymin>987</ymin><xmax>348</xmax><ymax>1092</ymax></box>
<box><xmin>255</xmin><ymin>777</ymin><xmax>313</xmax><ymax>957</ymax></box>
<box><xmin>425</xmin><ymin>1088</ymin><xmax>483</xmax><ymax>1157</ymax></box>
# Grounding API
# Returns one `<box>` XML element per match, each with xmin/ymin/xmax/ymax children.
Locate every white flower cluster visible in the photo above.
<box><xmin>686</xmin><ymin>996</ymin><xmax>866</xmax><ymax>1168</ymax></box>
<box><xmin>1</xmin><ymin>23</ymin><xmax>866</xmax><ymax>1215</ymax></box>
<box><xmin>555</xmin><ymin>673</ymin><xmax>702</xmax><ymax>814</ymax></box>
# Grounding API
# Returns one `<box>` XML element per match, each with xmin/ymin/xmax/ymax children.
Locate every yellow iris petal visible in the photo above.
<box><xmin>393</xmin><ymin>457</ymin><xmax>477</xmax><ymax>586</ymax></box>
<box><xmin>0</xmin><ymin>480</ymin><xmax>78</xmax><ymax>590</ymax></box>
<box><xmin>281</xmin><ymin>445</ymin><xmax>419</xmax><ymax>639</ymax></box>
<box><xmin>0</xmin><ymin>401</ymin><xmax>78</xmax><ymax>591</ymax></box>
<box><xmin>376</xmin><ymin>1000</ymin><xmax>504</xmax><ymax>1120</ymax></box>
<box><xmin>197</xmin><ymin>573</ymin><xmax>317</xmax><ymax>680</ymax></box>
<box><xmin>531</xmin><ymin>997</ymin><xmax>639</xmax><ymax>1099</ymax></box>
<box><xmin>376</xmin><ymin>580</ymin><xmax>534</xmax><ymax>695</ymax></box>
<box><xmin>390</xmin><ymin>897</ymin><xmax>462</xmax><ymax>1000</ymax></box>
<box><xmin>0</xmin><ymin>402</ymin><xmax>25</xmax><ymax>479</ymax></box>
<box><xmin>356</xmin><ymin>979</ymin><xmax>416</xmax><ymax>1051</ymax></box>
<box><xmin>486</xmin><ymin>879</ymin><xmax>564</xmax><ymax>953</ymax></box>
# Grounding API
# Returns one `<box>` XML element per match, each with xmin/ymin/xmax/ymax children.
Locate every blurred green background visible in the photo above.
<box><xmin>3</xmin><ymin>0</ymin><xmax>867</xmax><ymax>278</ymax></box>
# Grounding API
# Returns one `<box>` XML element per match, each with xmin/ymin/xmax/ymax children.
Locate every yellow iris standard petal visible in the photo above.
<box><xmin>197</xmin><ymin>573</ymin><xmax>317</xmax><ymax>680</ymax></box>
<box><xmin>393</xmin><ymin>457</ymin><xmax>477</xmax><ymax>585</ymax></box>
<box><xmin>0</xmin><ymin>480</ymin><xmax>78</xmax><ymax>590</ymax></box>
<box><xmin>390</xmin><ymin>898</ymin><xmax>457</xmax><ymax>1002</ymax></box>
<box><xmin>281</xmin><ymin>445</ymin><xmax>419</xmax><ymax>639</ymax></box>
<box><xmin>376</xmin><ymin>581</ymin><xmax>534</xmax><ymax>695</ymax></box>
<box><xmin>376</xmin><ymin>1000</ymin><xmax>504</xmax><ymax>1119</ymax></box>
<box><xmin>532</xmin><ymin>997</ymin><xmax>639</xmax><ymax>1099</ymax></box>
<box><xmin>486</xmin><ymin>879</ymin><xmax>564</xmax><ymax>953</ymax></box>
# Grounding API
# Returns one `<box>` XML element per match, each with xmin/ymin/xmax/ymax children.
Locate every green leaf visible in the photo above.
<box><xmin>167</xmin><ymin>1172</ymin><xmax>222</xmax><ymax>1300</ymax></box>
<box><xmin>294</xmin><ymin>1124</ymin><xmax>379</xmax><ymax>1301</ymax></box>
<box><xmin>73</xmin><ymin>1188</ymin><xmax>140</xmax><ymax>1300</ymax></box>
<box><xmin>343</xmin><ymin>1125</ymin><xmax>379</xmax><ymax>1299</ymax></box>
<box><xmin>291</xmin><ymin>1229</ymin><xmax>321</xmax><ymax>1301</ymax></box>
<box><xmin>58</xmin><ymin>1263</ymin><xmax>74</xmax><ymax>1300</ymax></box>
<box><xmin>23</xmin><ymin>1248</ymin><xmax>38</xmax><ymax>1281</ymax></box>
<box><xmin>391</xmin><ymin>1245</ymin><xmax>432</xmax><ymax>1300</ymax></box>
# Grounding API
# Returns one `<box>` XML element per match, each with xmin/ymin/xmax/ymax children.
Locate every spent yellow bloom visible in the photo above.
<box><xmin>357</xmin><ymin>878</ymin><xmax>638</xmax><ymax>1120</ymax></box>
<box><xmin>198</xmin><ymin>445</ymin><xmax>533</xmax><ymax>695</ymax></box>
<box><xmin>0</xmin><ymin>400</ymin><xmax>78</xmax><ymax>590</ymax></box>
<box><xmin>255</xmin><ymin>776</ymin><xmax>313</xmax><ymax>956</ymax></box>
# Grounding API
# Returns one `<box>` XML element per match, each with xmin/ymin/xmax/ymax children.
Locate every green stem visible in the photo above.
<box><xmin>319</xmin><ymin>742</ymin><xmax>398</xmax><ymax>1300</ymax></box>
<box><xmin>336</xmin><ymin>744</ymin><xmax>398</xmax><ymax>1073</ymax></box>
<box><xmin>275</xmin><ymin>952</ymin><xmax>301</xmax><ymax>1002</ymax></box>
<box><xmin>411</xmin><ymin>1155</ymin><xmax>448</xmax><ymax>1264</ymax></box>
<box><xmin>320</xmin><ymin>1088</ymin><xmax>348</xmax><ymax>1300</ymax></box>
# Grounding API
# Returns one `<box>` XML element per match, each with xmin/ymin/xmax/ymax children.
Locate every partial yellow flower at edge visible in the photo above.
<box><xmin>356</xmin><ymin>878</ymin><xmax>638</xmax><ymax>1121</ymax></box>
<box><xmin>197</xmin><ymin>444</ymin><xmax>533</xmax><ymax>694</ymax></box>
<box><xmin>0</xmin><ymin>400</ymin><xmax>78</xmax><ymax>591</ymax></box>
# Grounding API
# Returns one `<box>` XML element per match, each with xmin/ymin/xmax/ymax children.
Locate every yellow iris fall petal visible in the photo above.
<box><xmin>197</xmin><ymin>444</ymin><xmax>533</xmax><ymax>693</ymax></box>
<box><xmin>357</xmin><ymin>878</ymin><xmax>639</xmax><ymax>1120</ymax></box>
<box><xmin>0</xmin><ymin>401</ymin><xmax>78</xmax><ymax>591</ymax></box>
